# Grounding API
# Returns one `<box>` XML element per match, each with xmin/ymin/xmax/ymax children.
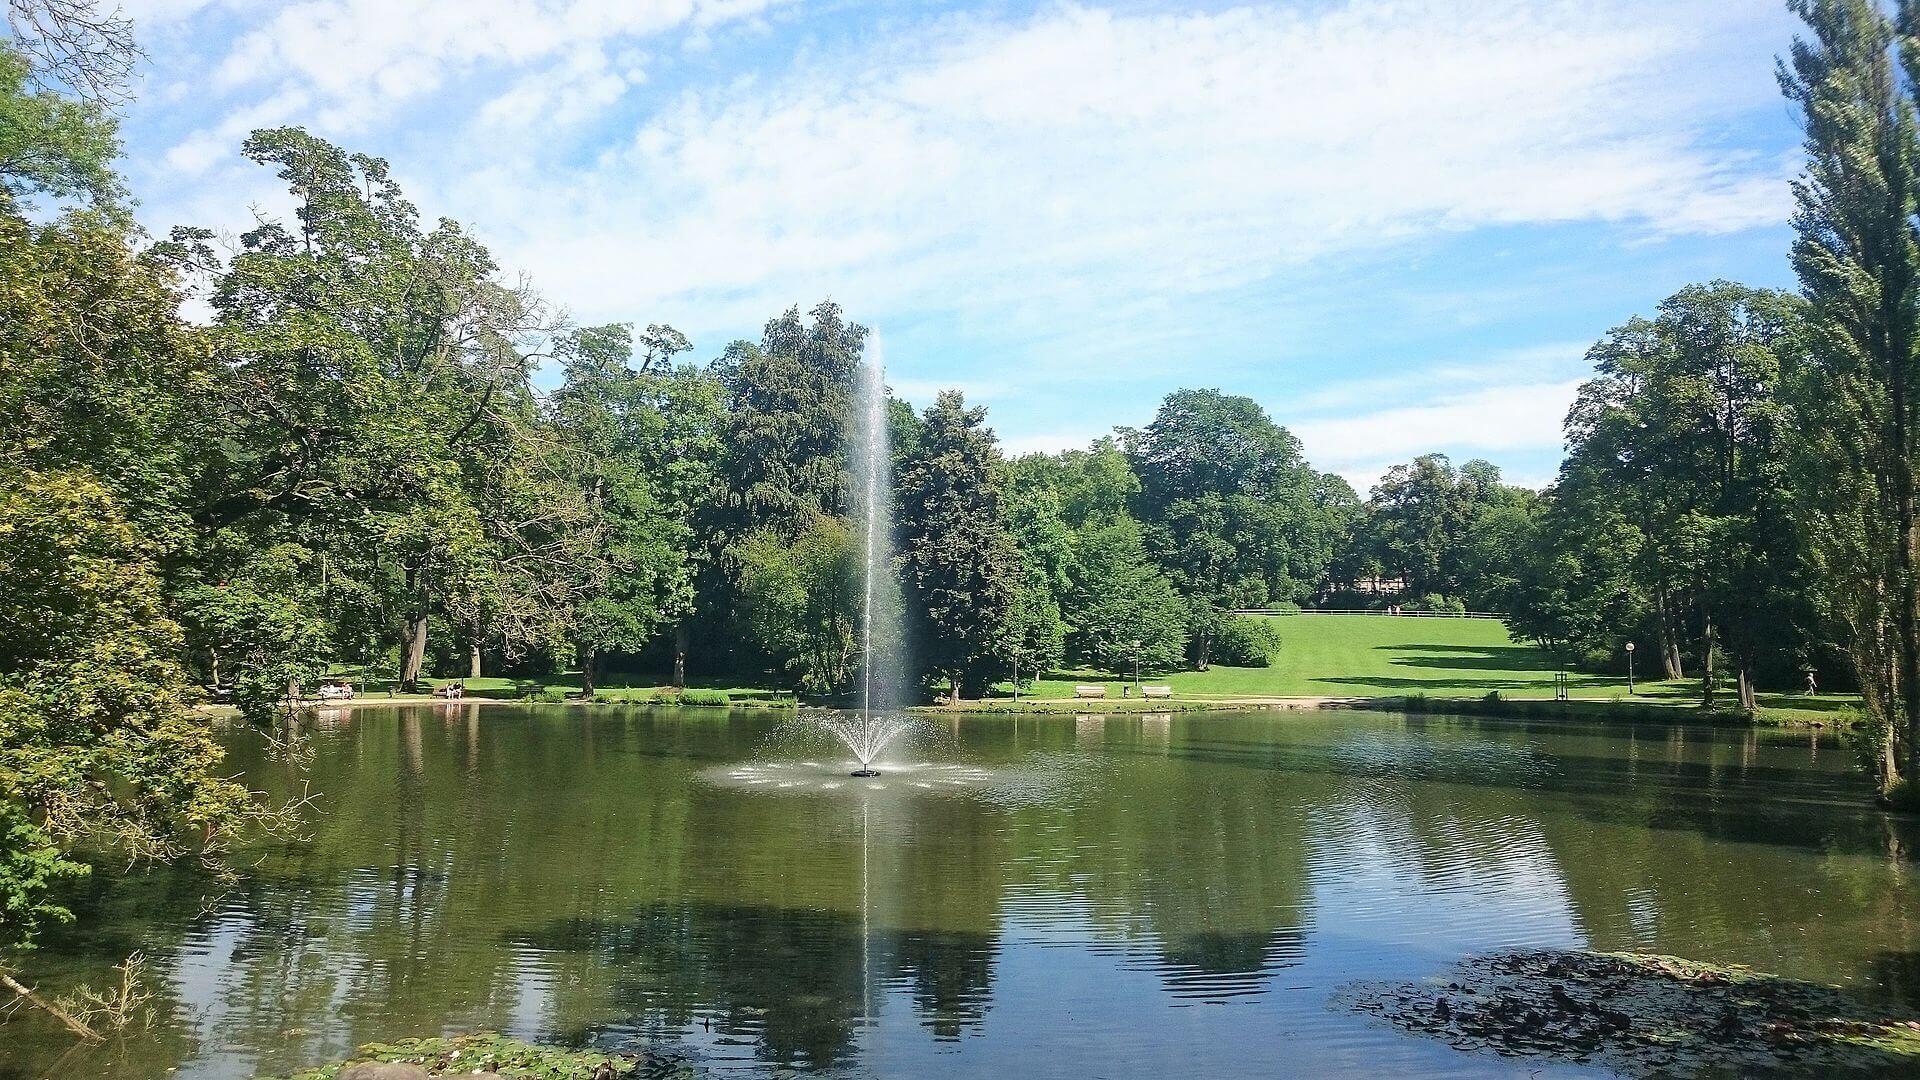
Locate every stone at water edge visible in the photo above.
<box><xmin>332</xmin><ymin>1060</ymin><xmax>495</xmax><ymax>1068</ymax></box>
<box><xmin>336</xmin><ymin>1065</ymin><xmax>429</xmax><ymax>1080</ymax></box>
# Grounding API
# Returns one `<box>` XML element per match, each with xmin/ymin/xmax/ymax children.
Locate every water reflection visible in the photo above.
<box><xmin>2</xmin><ymin>708</ymin><xmax>1916</xmax><ymax>1079</ymax></box>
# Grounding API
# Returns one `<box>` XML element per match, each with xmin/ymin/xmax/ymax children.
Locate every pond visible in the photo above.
<box><xmin>4</xmin><ymin>706</ymin><xmax>1917</xmax><ymax>1079</ymax></box>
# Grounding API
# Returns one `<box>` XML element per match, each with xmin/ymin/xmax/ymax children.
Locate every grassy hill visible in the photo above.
<box><xmin>1005</xmin><ymin>614</ymin><xmax>1848</xmax><ymax>719</ymax></box>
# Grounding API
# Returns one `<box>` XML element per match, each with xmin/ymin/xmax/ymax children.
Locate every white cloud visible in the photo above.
<box><xmin>1290</xmin><ymin>380</ymin><xmax>1581</xmax><ymax>494</ymax></box>
<box><xmin>437</xmin><ymin>0</ymin><xmax>1795</xmax><ymax>344</ymax></box>
<box><xmin>154</xmin><ymin>0</ymin><xmax>782</xmax><ymax>176</ymax></box>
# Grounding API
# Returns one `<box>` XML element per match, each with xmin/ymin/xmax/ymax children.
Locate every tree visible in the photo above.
<box><xmin>200</xmin><ymin>127</ymin><xmax>559</xmax><ymax>691</ymax></box>
<box><xmin>1364</xmin><ymin>454</ymin><xmax>1519</xmax><ymax>603</ymax></box>
<box><xmin>1066</xmin><ymin>516</ymin><xmax>1188</xmax><ymax>676</ymax></box>
<box><xmin>547</xmin><ymin>324</ymin><xmax>696</xmax><ymax>695</ymax></box>
<box><xmin>0</xmin><ymin>467</ymin><xmax>254</xmax><ymax>955</ymax></box>
<box><xmin>0</xmin><ymin>43</ymin><xmax>119</xmax><ymax>207</ymax></box>
<box><xmin>733</xmin><ymin>517</ymin><xmax>861</xmax><ymax>695</ymax></box>
<box><xmin>1779</xmin><ymin>0</ymin><xmax>1920</xmax><ymax>789</ymax></box>
<box><xmin>711</xmin><ymin>302</ymin><xmax>863</xmax><ymax>534</ymax></box>
<box><xmin>1517</xmin><ymin>283</ymin><xmax>1804</xmax><ymax>706</ymax></box>
<box><xmin>1124</xmin><ymin>389</ymin><xmax>1337</xmax><ymax>666</ymax></box>
<box><xmin>897</xmin><ymin>391</ymin><xmax>1023</xmax><ymax>698</ymax></box>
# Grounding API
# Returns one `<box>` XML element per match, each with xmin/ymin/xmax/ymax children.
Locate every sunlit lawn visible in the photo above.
<box><xmin>991</xmin><ymin>614</ymin><xmax>1858</xmax><ymax>719</ymax></box>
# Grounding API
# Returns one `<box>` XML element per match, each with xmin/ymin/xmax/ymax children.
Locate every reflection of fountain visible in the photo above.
<box><xmin>834</xmin><ymin>338</ymin><xmax>904</xmax><ymax>776</ymax></box>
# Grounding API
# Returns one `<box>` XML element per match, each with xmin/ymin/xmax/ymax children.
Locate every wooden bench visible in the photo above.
<box><xmin>1141</xmin><ymin>685</ymin><xmax>1172</xmax><ymax>700</ymax></box>
<box><xmin>1073</xmin><ymin>685</ymin><xmax>1107</xmax><ymax>699</ymax></box>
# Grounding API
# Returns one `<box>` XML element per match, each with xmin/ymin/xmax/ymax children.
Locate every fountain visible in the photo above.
<box><xmin>835</xmin><ymin>337</ymin><xmax>904</xmax><ymax>777</ymax></box>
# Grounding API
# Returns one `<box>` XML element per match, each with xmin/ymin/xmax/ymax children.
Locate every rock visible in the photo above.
<box><xmin>337</xmin><ymin>1066</ymin><xmax>431</xmax><ymax>1080</ymax></box>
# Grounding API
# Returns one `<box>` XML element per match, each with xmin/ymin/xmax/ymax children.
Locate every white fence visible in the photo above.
<box><xmin>1232</xmin><ymin>608</ymin><xmax>1509</xmax><ymax>620</ymax></box>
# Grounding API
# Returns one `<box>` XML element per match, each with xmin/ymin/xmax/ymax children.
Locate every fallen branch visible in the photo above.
<box><xmin>1</xmin><ymin>968</ymin><xmax>101</xmax><ymax>1042</ymax></box>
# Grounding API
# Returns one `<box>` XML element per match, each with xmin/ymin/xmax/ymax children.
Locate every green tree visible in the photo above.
<box><xmin>1066</xmin><ymin>516</ymin><xmax>1188</xmax><ymax>676</ymax></box>
<box><xmin>200</xmin><ymin>127</ymin><xmax>559</xmax><ymax>692</ymax></box>
<box><xmin>0</xmin><ymin>42</ymin><xmax>120</xmax><ymax>208</ymax></box>
<box><xmin>547</xmin><ymin>324</ymin><xmax>697</xmax><ymax>695</ymax></box>
<box><xmin>1779</xmin><ymin>0</ymin><xmax>1920</xmax><ymax>787</ymax></box>
<box><xmin>733</xmin><ymin>517</ymin><xmax>861</xmax><ymax>695</ymax></box>
<box><xmin>1548</xmin><ymin>283</ymin><xmax>1804</xmax><ymax>706</ymax></box>
<box><xmin>897</xmin><ymin>391</ymin><xmax>1023</xmax><ymax>698</ymax></box>
<box><xmin>711</xmin><ymin>302</ymin><xmax>863</xmax><ymax>533</ymax></box>
<box><xmin>0</xmin><ymin>467</ymin><xmax>254</xmax><ymax>955</ymax></box>
<box><xmin>1125</xmin><ymin>389</ymin><xmax>1344</xmax><ymax>665</ymax></box>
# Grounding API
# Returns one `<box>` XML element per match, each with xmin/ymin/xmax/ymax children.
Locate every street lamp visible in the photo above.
<box><xmin>1625</xmin><ymin>641</ymin><xmax>1636</xmax><ymax>696</ymax></box>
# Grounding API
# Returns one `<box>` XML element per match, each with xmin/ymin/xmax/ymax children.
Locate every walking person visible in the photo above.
<box><xmin>1805</xmin><ymin>670</ymin><xmax>1818</xmax><ymax>697</ymax></box>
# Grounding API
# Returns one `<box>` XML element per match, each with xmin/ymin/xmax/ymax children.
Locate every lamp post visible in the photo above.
<box><xmin>1625</xmin><ymin>641</ymin><xmax>1636</xmax><ymax>696</ymax></box>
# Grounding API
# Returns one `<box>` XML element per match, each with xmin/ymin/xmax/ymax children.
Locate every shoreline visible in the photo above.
<box><xmin>202</xmin><ymin>691</ymin><xmax>1849</xmax><ymax>729</ymax></box>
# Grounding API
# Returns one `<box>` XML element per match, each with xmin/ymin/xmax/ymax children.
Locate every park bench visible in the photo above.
<box><xmin>1141</xmin><ymin>685</ymin><xmax>1172</xmax><ymax>700</ymax></box>
<box><xmin>1073</xmin><ymin>685</ymin><xmax>1107</xmax><ymax>699</ymax></box>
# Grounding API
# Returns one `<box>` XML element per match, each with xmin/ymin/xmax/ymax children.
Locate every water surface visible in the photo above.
<box><xmin>4</xmin><ymin>706</ymin><xmax>1915</xmax><ymax>1079</ymax></box>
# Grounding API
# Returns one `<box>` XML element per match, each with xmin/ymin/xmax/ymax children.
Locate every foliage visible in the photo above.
<box><xmin>1124</xmin><ymin>389</ymin><xmax>1349</xmax><ymax>666</ymax></box>
<box><xmin>896</xmin><ymin>390</ymin><xmax>1023</xmax><ymax>697</ymax></box>
<box><xmin>1065</xmin><ymin>516</ymin><xmax>1188</xmax><ymax>675</ymax></box>
<box><xmin>0</xmin><ymin>42</ymin><xmax>120</xmax><ymax>208</ymax></box>
<box><xmin>1778</xmin><ymin>0</ymin><xmax>1920</xmax><ymax>788</ymax></box>
<box><xmin>733</xmin><ymin>518</ymin><xmax>861</xmax><ymax>695</ymax></box>
<box><xmin>0</xmin><ymin>467</ymin><xmax>254</xmax><ymax>950</ymax></box>
<box><xmin>1211</xmin><ymin>615</ymin><xmax>1283</xmax><ymax>667</ymax></box>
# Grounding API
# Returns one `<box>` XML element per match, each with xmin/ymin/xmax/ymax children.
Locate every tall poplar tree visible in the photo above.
<box><xmin>1781</xmin><ymin>0</ymin><xmax>1920</xmax><ymax>788</ymax></box>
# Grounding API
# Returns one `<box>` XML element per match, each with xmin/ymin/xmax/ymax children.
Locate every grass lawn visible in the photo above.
<box><xmin>993</xmin><ymin>614</ymin><xmax>1857</xmax><ymax>721</ymax></box>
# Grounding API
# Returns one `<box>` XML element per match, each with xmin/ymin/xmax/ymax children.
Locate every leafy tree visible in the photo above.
<box><xmin>200</xmin><ymin>127</ymin><xmax>560</xmax><ymax>689</ymax></box>
<box><xmin>547</xmin><ymin>324</ymin><xmax>697</xmax><ymax>695</ymax></box>
<box><xmin>897</xmin><ymin>391</ymin><xmax>1023</xmax><ymax>698</ymax></box>
<box><xmin>0</xmin><ymin>467</ymin><xmax>254</xmax><ymax>952</ymax></box>
<box><xmin>711</xmin><ymin>302</ymin><xmax>863</xmax><ymax>533</ymax></box>
<box><xmin>733</xmin><ymin>517</ymin><xmax>861</xmax><ymax>695</ymax></box>
<box><xmin>1362</xmin><ymin>454</ymin><xmax>1524</xmax><ymax>604</ymax></box>
<box><xmin>0</xmin><ymin>42</ymin><xmax>119</xmax><ymax>208</ymax></box>
<box><xmin>1548</xmin><ymin>283</ymin><xmax>1804</xmax><ymax>705</ymax></box>
<box><xmin>1125</xmin><ymin>389</ymin><xmax>1340</xmax><ymax>665</ymax></box>
<box><xmin>1779</xmin><ymin>0</ymin><xmax>1920</xmax><ymax>788</ymax></box>
<box><xmin>1065</xmin><ymin>516</ymin><xmax>1188</xmax><ymax>675</ymax></box>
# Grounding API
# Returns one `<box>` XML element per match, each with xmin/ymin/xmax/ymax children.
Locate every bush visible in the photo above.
<box><xmin>681</xmin><ymin>689</ymin><xmax>730</xmax><ymax>707</ymax></box>
<box><xmin>1212</xmin><ymin>615</ymin><xmax>1283</xmax><ymax>667</ymax></box>
<box><xmin>1404</xmin><ymin>593</ymin><xmax>1466</xmax><ymax>614</ymax></box>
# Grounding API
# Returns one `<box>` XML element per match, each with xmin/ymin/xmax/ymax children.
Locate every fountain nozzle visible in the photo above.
<box><xmin>850</xmin><ymin>768</ymin><xmax>881</xmax><ymax>778</ymax></box>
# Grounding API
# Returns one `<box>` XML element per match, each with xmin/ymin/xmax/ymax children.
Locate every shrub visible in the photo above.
<box><xmin>681</xmin><ymin>689</ymin><xmax>730</xmax><ymax>707</ymax></box>
<box><xmin>1404</xmin><ymin>593</ymin><xmax>1466</xmax><ymax>615</ymax></box>
<box><xmin>1212</xmin><ymin>615</ymin><xmax>1283</xmax><ymax>667</ymax></box>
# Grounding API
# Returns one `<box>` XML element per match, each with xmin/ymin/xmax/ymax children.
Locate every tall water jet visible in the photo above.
<box><xmin>837</xmin><ymin>335</ymin><xmax>904</xmax><ymax>776</ymax></box>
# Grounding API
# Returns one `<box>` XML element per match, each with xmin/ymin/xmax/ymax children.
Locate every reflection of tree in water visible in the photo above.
<box><xmin>518</xmin><ymin>904</ymin><xmax>867</xmax><ymax>1069</ymax></box>
<box><xmin>976</xmin><ymin>716</ymin><xmax>1319</xmax><ymax>995</ymax></box>
<box><xmin>514</xmin><ymin>901</ymin><xmax>998</xmax><ymax>1068</ymax></box>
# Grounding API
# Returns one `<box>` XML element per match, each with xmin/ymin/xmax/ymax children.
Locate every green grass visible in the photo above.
<box><xmin>993</xmin><ymin>615</ymin><xmax>1856</xmax><ymax>721</ymax></box>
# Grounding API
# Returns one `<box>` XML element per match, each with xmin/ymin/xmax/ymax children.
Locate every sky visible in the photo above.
<box><xmin>107</xmin><ymin>0</ymin><xmax>1806</xmax><ymax>492</ymax></box>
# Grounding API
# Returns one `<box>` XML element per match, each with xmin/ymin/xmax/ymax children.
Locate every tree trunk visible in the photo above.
<box><xmin>400</xmin><ymin>614</ymin><xmax>428</xmax><ymax>688</ymax></box>
<box><xmin>1738</xmin><ymin>661</ymin><xmax>1756</xmax><ymax>711</ymax></box>
<box><xmin>1700</xmin><ymin>614</ymin><xmax>1716</xmax><ymax>708</ymax></box>
<box><xmin>1654</xmin><ymin>588</ymin><xmax>1683</xmax><ymax>680</ymax></box>
<box><xmin>469</xmin><ymin>644</ymin><xmax>482</xmax><ymax>680</ymax></box>
<box><xmin>673</xmin><ymin>623</ymin><xmax>688</xmax><ymax>690</ymax></box>
<box><xmin>579</xmin><ymin>645</ymin><xmax>598</xmax><ymax>698</ymax></box>
<box><xmin>1895</xmin><ymin>362</ymin><xmax>1920</xmax><ymax>784</ymax></box>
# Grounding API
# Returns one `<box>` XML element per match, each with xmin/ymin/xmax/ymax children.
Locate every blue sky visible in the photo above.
<box><xmin>109</xmin><ymin>0</ymin><xmax>1804</xmax><ymax>491</ymax></box>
